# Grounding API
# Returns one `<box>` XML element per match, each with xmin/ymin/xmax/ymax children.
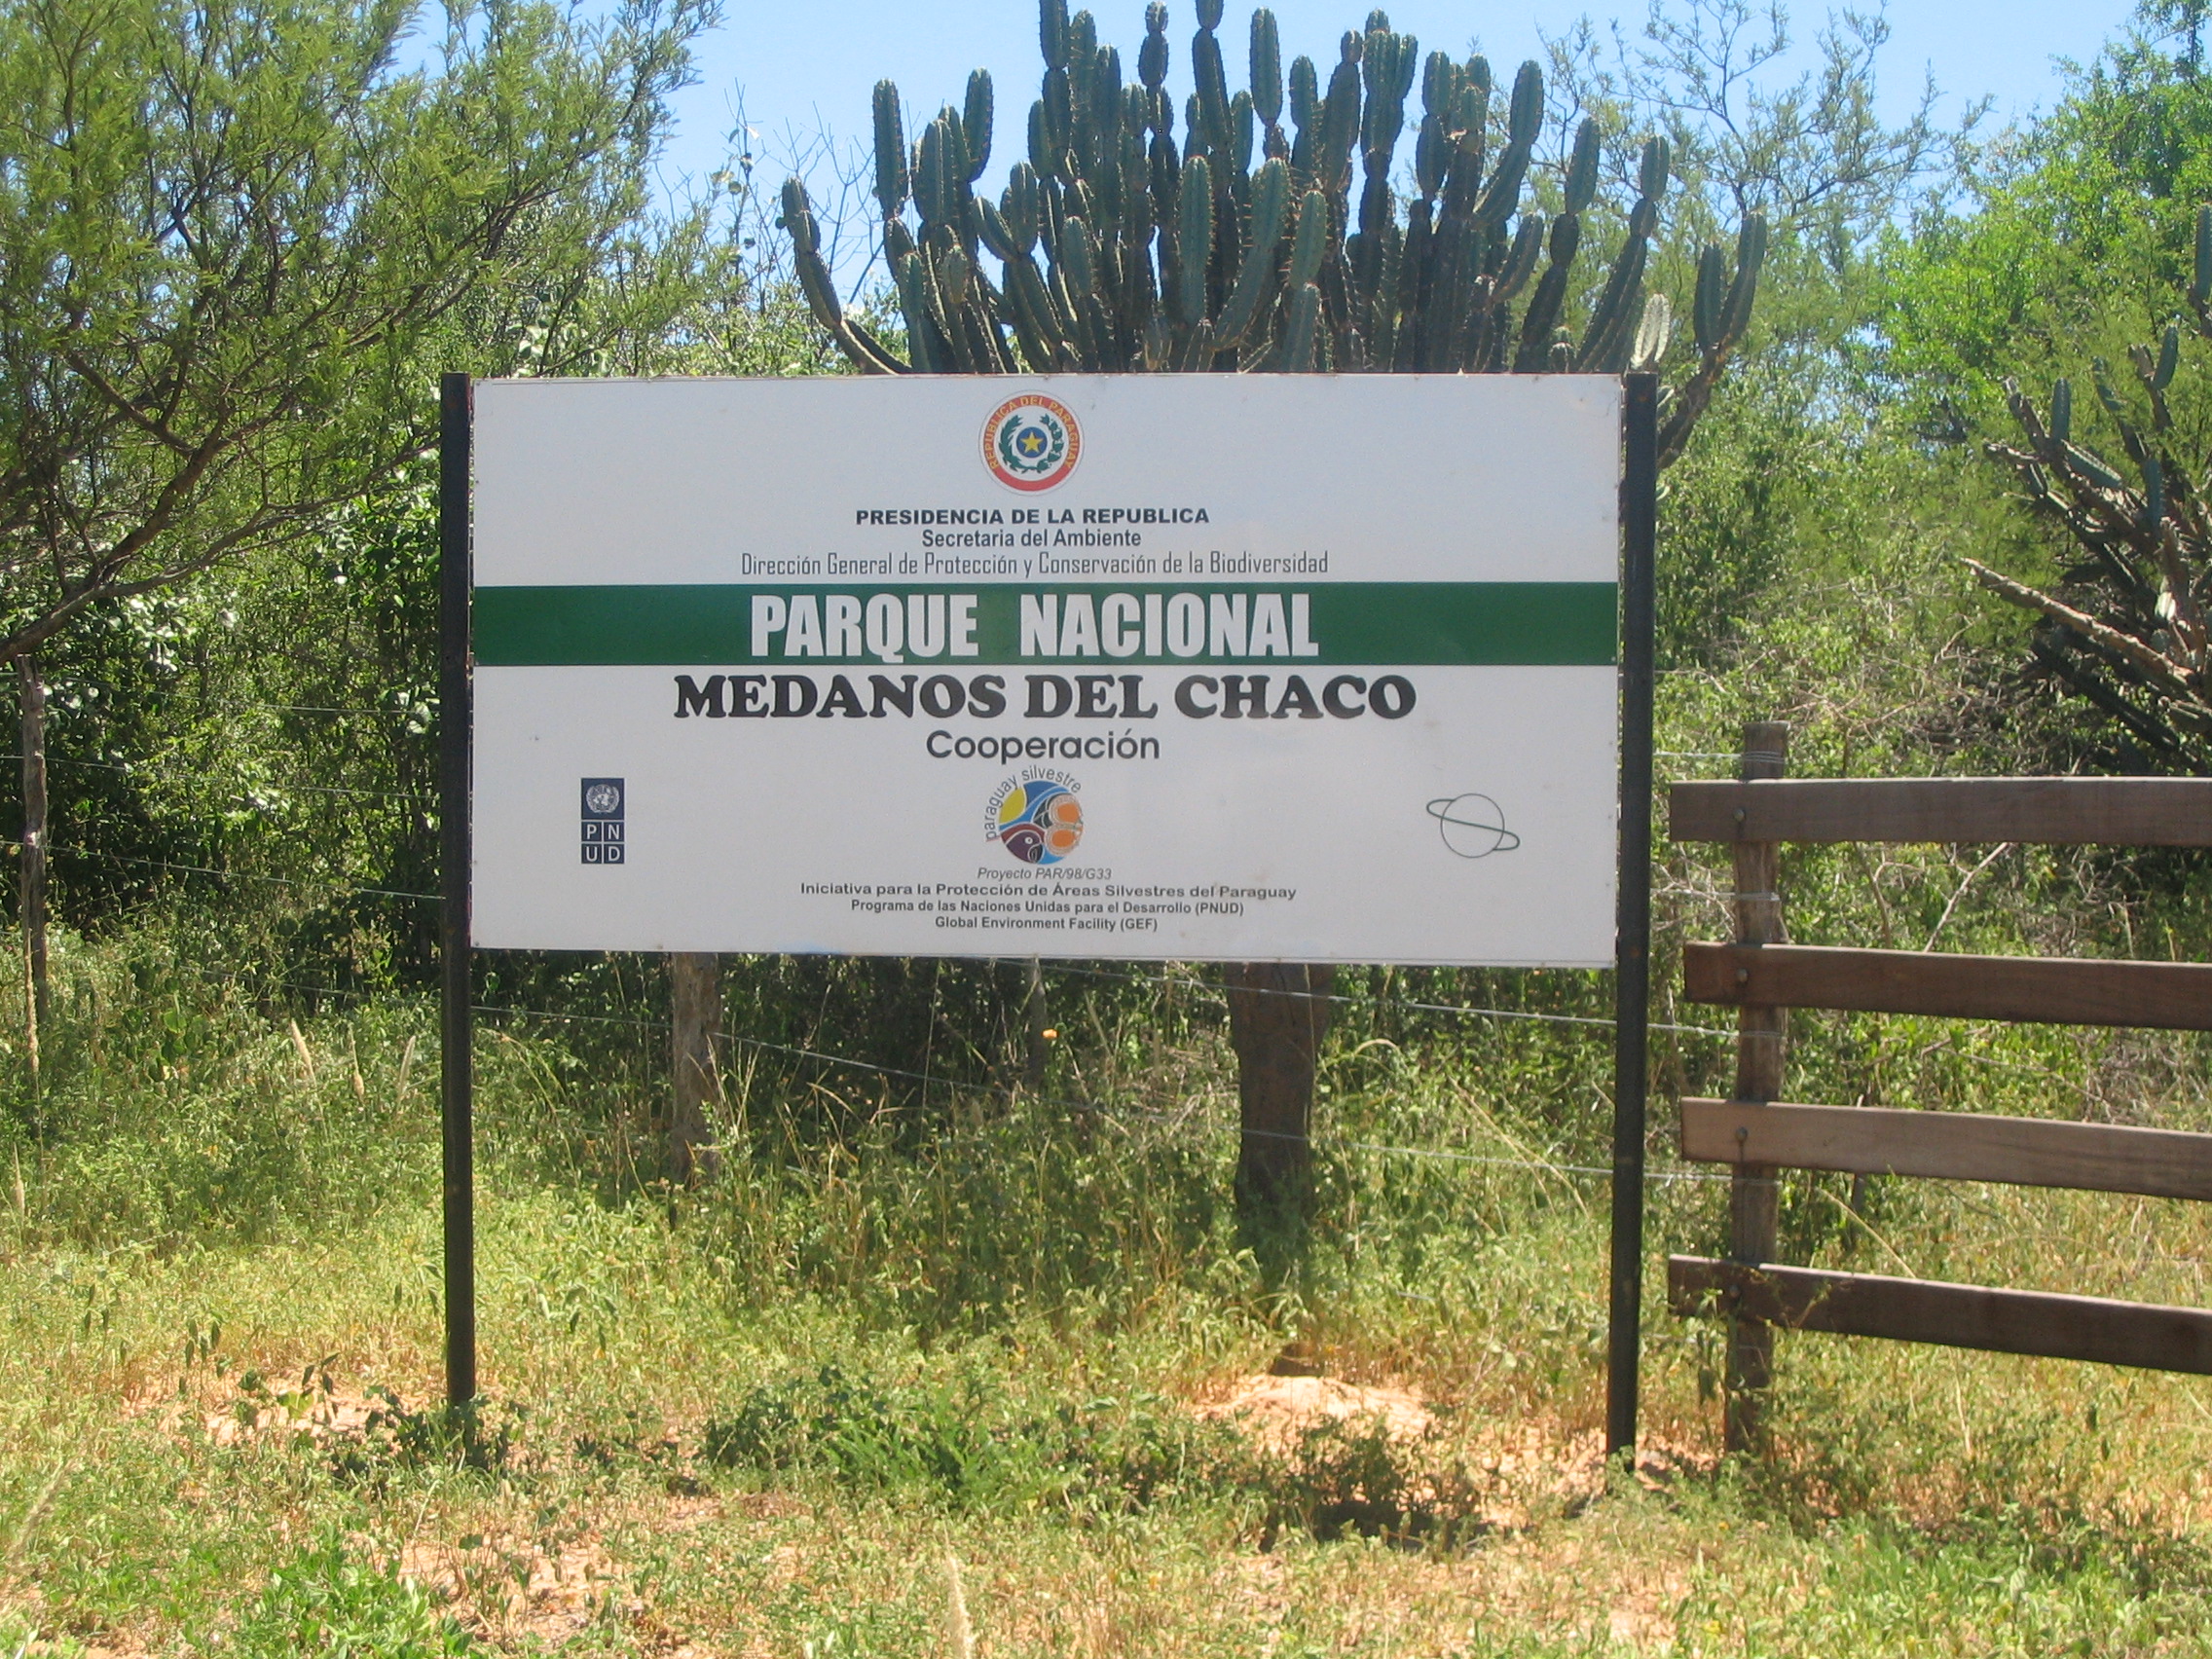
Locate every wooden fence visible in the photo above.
<box><xmin>1665</xmin><ymin>722</ymin><xmax>2212</xmax><ymax>1451</ymax></box>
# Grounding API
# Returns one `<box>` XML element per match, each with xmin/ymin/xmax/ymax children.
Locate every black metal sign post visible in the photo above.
<box><xmin>1606</xmin><ymin>373</ymin><xmax>1660</xmax><ymax>1458</ymax></box>
<box><xmin>439</xmin><ymin>372</ymin><xmax>478</xmax><ymax>1408</ymax></box>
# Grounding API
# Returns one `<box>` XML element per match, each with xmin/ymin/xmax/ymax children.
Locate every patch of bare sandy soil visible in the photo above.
<box><xmin>394</xmin><ymin>1493</ymin><xmax>746</xmax><ymax>1650</ymax></box>
<box><xmin>1196</xmin><ymin>1373</ymin><xmax>1438</xmax><ymax>1452</ymax></box>
<box><xmin>1188</xmin><ymin>1371</ymin><xmax>1713</xmax><ymax>1650</ymax></box>
<box><xmin>399</xmin><ymin>1530</ymin><xmax>636</xmax><ymax>1645</ymax></box>
<box><xmin>1197</xmin><ymin>1370</ymin><xmax>1714</xmax><ymax>1531</ymax></box>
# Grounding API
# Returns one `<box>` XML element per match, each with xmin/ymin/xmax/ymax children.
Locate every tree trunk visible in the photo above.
<box><xmin>667</xmin><ymin>952</ymin><xmax>722</xmax><ymax>1185</ymax></box>
<box><xmin>18</xmin><ymin>655</ymin><xmax>46</xmax><ymax>1087</ymax></box>
<box><xmin>1225</xmin><ymin>962</ymin><xmax>1335</xmax><ymax>1225</ymax></box>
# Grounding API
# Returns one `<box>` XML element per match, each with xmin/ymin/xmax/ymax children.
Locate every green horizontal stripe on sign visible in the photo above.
<box><xmin>472</xmin><ymin>582</ymin><xmax>1617</xmax><ymax>668</ymax></box>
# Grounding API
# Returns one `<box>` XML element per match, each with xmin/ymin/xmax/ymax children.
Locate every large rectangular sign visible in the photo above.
<box><xmin>470</xmin><ymin>375</ymin><xmax>1622</xmax><ymax>964</ymax></box>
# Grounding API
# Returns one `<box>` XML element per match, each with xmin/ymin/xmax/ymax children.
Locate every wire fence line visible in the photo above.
<box><xmin>0</xmin><ymin>751</ymin><xmax>436</xmax><ymax>804</ymax></box>
<box><xmin>6</xmin><ymin>836</ymin><xmax>2116</xmax><ymax>1098</ymax></box>
<box><xmin>0</xmin><ymin>838</ymin><xmax>438</xmax><ymax>903</ymax></box>
<box><xmin>250</xmin><ymin>974</ymin><xmax>1735</xmax><ymax>1189</ymax></box>
<box><xmin>0</xmin><ymin>836</ymin><xmax>1741</xmax><ymax>1041</ymax></box>
<box><xmin>1038</xmin><ymin>960</ymin><xmax>1740</xmax><ymax>1040</ymax></box>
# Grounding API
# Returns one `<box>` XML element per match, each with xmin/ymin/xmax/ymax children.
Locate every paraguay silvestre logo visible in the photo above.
<box><xmin>987</xmin><ymin>773</ymin><xmax>1085</xmax><ymax>865</ymax></box>
<box><xmin>982</xmin><ymin>393</ymin><xmax>1082</xmax><ymax>493</ymax></box>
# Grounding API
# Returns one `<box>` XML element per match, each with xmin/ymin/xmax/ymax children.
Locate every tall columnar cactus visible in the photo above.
<box><xmin>780</xmin><ymin>2</ymin><xmax>1766</xmax><ymax>466</ymax></box>
<box><xmin>777</xmin><ymin>3</ymin><xmax>1770</xmax><ymax>1228</ymax></box>
<box><xmin>1971</xmin><ymin>203</ymin><xmax>2212</xmax><ymax>770</ymax></box>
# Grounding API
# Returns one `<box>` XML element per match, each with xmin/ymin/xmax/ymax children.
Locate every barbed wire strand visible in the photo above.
<box><xmin>0</xmin><ymin>838</ymin><xmax>436</xmax><ymax>903</ymax></box>
<box><xmin>7</xmin><ymin>846</ymin><xmax>2127</xmax><ymax>1087</ymax></box>
<box><xmin>1036</xmin><ymin>960</ymin><xmax>1741</xmax><ymax>1040</ymax></box>
<box><xmin>255</xmin><ymin>975</ymin><xmax>1730</xmax><ymax>1186</ymax></box>
<box><xmin>0</xmin><ymin>752</ymin><xmax>435</xmax><ymax>804</ymax></box>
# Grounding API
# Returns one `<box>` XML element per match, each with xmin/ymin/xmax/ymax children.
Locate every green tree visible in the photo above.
<box><xmin>0</xmin><ymin>0</ymin><xmax>717</xmax><ymax>666</ymax></box>
<box><xmin>1882</xmin><ymin>4</ymin><xmax>2212</xmax><ymax>769</ymax></box>
<box><xmin>0</xmin><ymin>0</ymin><xmax>719</xmax><ymax>1037</ymax></box>
<box><xmin>1881</xmin><ymin>2</ymin><xmax>2212</xmax><ymax>423</ymax></box>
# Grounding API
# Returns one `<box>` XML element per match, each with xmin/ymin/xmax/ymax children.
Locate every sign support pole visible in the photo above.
<box><xmin>1606</xmin><ymin>372</ymin><xmax>1659</xmax><ymax>1459</ymax></box>
<box><xmin>439</xmin><ymin>371</ymin><xmax>478</xmax><ymax>1408</ymax></box>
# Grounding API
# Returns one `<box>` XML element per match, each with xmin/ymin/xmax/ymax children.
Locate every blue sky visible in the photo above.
<box><xmin>654</xmin><ymin>0</ymin><xmax>2141</xmax><ymax>212</ymax></box>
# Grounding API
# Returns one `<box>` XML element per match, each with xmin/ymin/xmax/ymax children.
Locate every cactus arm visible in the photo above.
<box><xmin>1315</xmin><ymin>49</ymin><xmax>1361</xmax><ymax>198</ymax></box>
<box><xmin>873</xmin><ymin>82</ymin><xmax>910</xmax><ymax>222</ymax></box>
<box><xmin>1193</xmin><ymin>17</ymin><xmax>1234</xmax><ymax>156</ymax></box>
<box><xmin>1040</xmin><ymin>0</ymin><xmax>1069</xmax><ymax>70</ymax></box>
<box><xmin>964</xmin><ymin>70</ymin><xmax>995</xmax><ymax>181</ymax></box>
<box><xmin>1513</xmin><ymin>212</ymin><xmax>1579</xmax><ymax>371</ymax></box>
<box><xmin>997</xmin><ymin>263</ymin><xmax>1059</xmax><ymax>369</ymax></box>
<box><xmin>893</xmin><ymin>251</ymin><xmax>950</xmax><ymax>373</ymax></box>
<box><xmin>1630</xmin><ymin>292</ymin><xmax>1674</xmax><ymax>372</ymax></box>
<box><xmin>783</xmin><ymin>177</ymin><xmax>906</xmax><ymax>374</ymax></box>
<box><xmin>2193</xmin><ymin>203</ymin><xmax>2212</xmax><ymax>338</ymax></box>
<box><xmin>1251</xmin><ymin>9</ymin><xmax>1283</xmax><ymax>133</ymax></box>
<box><xmin>1215</xmin><ymin>158</ymin><xmax>1291</xmax><ymax>347</ymax></box>
<box><xmin>1288</xmin><ymin>54</ymin><xmax>1319</xmax><ymax>174</ymax></box>
<box><xmin>1229</xmin><ymin>89</ymin><xmax>1256</xmax><ymax>185</ymax></box>
<box><xmin>842</xmin><ymin>313</ymin><xmax>911</xmax><ymax>376</ymax></box>
<box><xmin>1575</xmin><ymin>195</ymin><xmax>1655</xmax><ymax>371</ymax></box>
<box><xmin>1174</xmin><ymin>154</ymin><xmax>1214</xmax><ymax>328</ymax></box>
<box><xmin>1175</xmin><ymin>316</ymin><xmax>1217</xmax><ymax>372</ymax></box>
<box><xmin>1277</xmin><ymin>280</ymin><xmax>1321</xmax><ymax>371</ymax></box>
<box><xmin>1003</xmin><ymin>250</ymin><xmax>1077</xmax><ymax>368</ymax></box>
<box><xmin>1138</xmin><ymin>1</ymin><xmax>1168</xmax><ymax>89</ymax></box>
<box><xmin>1656</xmin><ymin>208</ymin><xmax>1765</xmax><ymax>464</ymax></box>
<box><xmin>1564</xmin><ymin>119</ymin><xmax>1600</xmax><ymax>214</ymax></box>
<box><xmin>1691</xmin><ymin>243</ymin><xmax>1723</xmax><ymax>354</ymax></box>
<box><xmin>1386</xmin><ymin>197</ymin><xmax>1431</xmax><ymax>370</ymax></box>
<box><xmin>1367</xmin><ymin>217</ymin><xmax>1402</xmax><ymax>364</ymax></box>
<box><xmin>1493</xmin><ymin>212</ymin><xmax>1544</xmax><ymax>306</ymax></box>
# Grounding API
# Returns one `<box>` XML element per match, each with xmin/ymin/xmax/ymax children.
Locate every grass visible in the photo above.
<box><xmin>4</xmin><ymin>942</ymin><xmax>2212</xmax><ymax>1656</ymax></box>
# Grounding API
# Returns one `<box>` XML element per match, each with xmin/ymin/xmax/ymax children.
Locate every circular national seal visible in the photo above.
<box><xmin>982</xmin><ymin>393</ymin><xmax>1082</xmax><ymax>493</ymax></box>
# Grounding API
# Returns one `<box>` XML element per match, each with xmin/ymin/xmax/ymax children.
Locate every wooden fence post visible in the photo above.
<box><xmin>668</xmin><ymin>952</ymin><xmax>722</xmax><ymax>1185</ymax></box>
<box><xmin>1225</xmin><ymin>962</ymin><xmax>1336</xmax><ymax>1226</ymax></box>
<box><xmin>1727</xmin><ymin>720</ymin><xmax>1788</xmax><ymax>1454</ymax></box>
<box><xmin>1023</xmin><ymin>956</ymin><xmax>1048</xmax><ymax>1096</ymax></box>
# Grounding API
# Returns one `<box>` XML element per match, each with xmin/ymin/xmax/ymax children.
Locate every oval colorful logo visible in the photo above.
<box><xmin>982</xmin><ymin>393</ymin><xmax>1082</xmax><ymax>493</ymax></box>
<box><xmin>993</xmin><ymin>779</ymin><xmax>1085</xmax><ymax>865</ymax></box>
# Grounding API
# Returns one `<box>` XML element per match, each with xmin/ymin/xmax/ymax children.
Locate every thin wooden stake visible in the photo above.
<box><xmin>17</xmin><ymin>653</ymin><xmax>46</xmax><ymax>1092</ymax></box>
<box><xmin>668</xmin><ymin>952</ymin><xmax>722</xmax><ymax>1184</ymax></box>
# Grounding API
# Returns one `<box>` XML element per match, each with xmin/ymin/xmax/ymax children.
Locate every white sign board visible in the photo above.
<box><xmin>470</xmin><ymin>375</ymin><xmax>1621</xmax><ymax>964</ymax></box>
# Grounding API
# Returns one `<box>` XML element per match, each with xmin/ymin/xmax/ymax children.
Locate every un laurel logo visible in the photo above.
<box><xmin>982</xmin><ymin>392</ymin><xmax>1082</xmax><ymax>493</ymax></box>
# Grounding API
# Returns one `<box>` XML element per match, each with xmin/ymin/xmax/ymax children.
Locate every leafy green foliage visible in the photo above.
<box><xmin>1880</xmin><ymin>8</ymin><xmax>2212</xmax><ymax>768</ymax></box>
<box><xmin>1880</xmin><ymin>4</ymin><xmax>2212</xmax><ymax>418</ymax></box>
<box><xmin>225</xmin><ymin>1533</ymin><xmax>473</xmax><ymax>1658</ymax></box>
<box><xmin>0</xmin><ymin>0</ymin><xmax>718</xmax><ymax>667</ymax></box>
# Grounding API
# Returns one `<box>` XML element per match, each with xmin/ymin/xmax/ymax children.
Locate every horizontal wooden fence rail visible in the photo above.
<box><xmin>1670</xmin><ymin>1258</ymin><xmax>2212</xmax><ymax>1375</ymax></box>
<box><xmin>1680</xmin><ymin>1099</ymin><xmax>2212</xmax><ymax>1203</ymax></box>
<box><xmin>1682</xmin><ymin>942</ymin><xmax>2212</xmax><ymax>1030</ymax></box>
<box><xmin>1671</xmin><ymin>776</ymin><xmax>2212</xmax><ymax>846</ymax></box>
<box><xmin>1669</xmin><ymin>725</ymin><xmax>2212</xmax><ymax>1450</ymax></box>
